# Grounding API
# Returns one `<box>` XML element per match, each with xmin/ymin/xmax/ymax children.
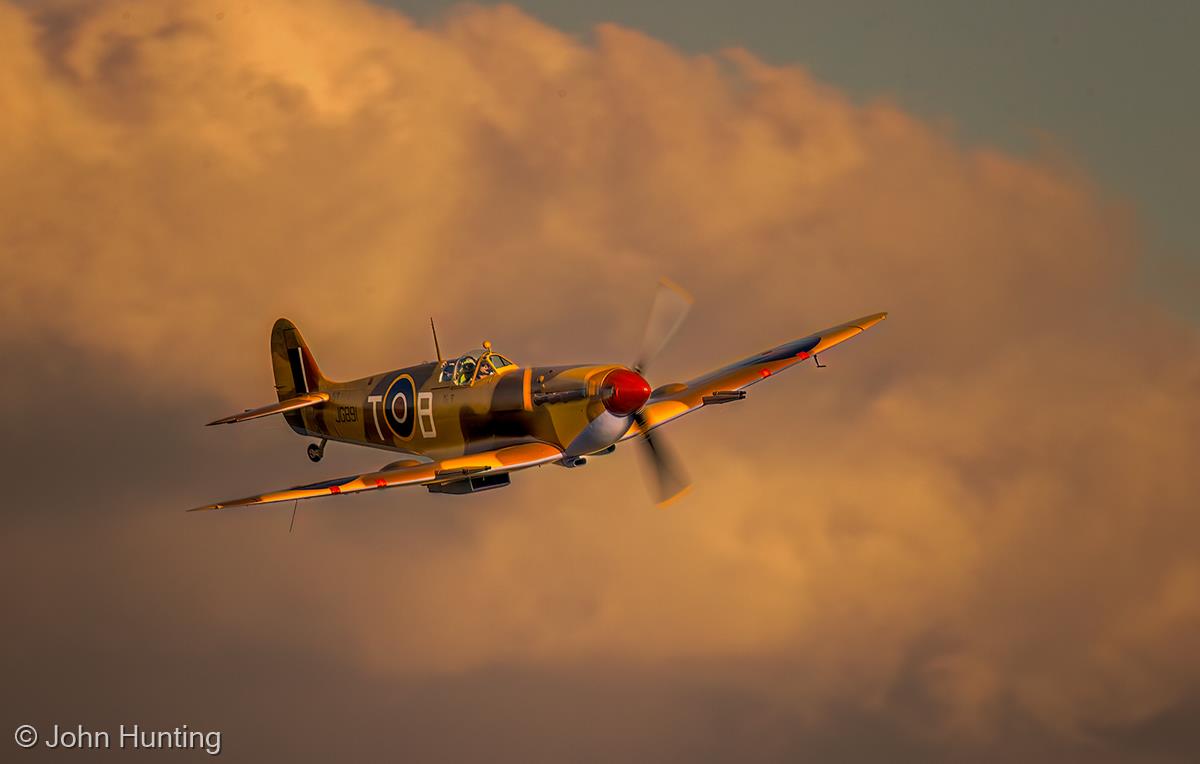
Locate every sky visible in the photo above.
<box><xmin>1</xmin><ymin>1</ymin><xmax>1198</xmax><ymax>761</ymax></box>
<box><xmin>409</xmin><ymin>3</ymin><xmax>1200</xmax><ymax>222</ymax></box>
<box><xmin>388</xmin><ymin>0</ymin><xmax>1200</xmax><ymax>323</ymax></box>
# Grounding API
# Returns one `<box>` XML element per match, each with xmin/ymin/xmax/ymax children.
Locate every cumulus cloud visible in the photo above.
<box><xmin>2</xmin><ymin>0</ymin><xmax>1198</xmax><ymax>760</ymax></box>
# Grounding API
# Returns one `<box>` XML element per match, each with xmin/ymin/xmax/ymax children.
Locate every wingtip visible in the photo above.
<box><xmin>854</xmin><ymin>311</ymin><xmax>888</xmax><ymax>330</ymax></box>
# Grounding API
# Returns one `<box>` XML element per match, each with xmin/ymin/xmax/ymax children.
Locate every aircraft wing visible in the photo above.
<box><xmin>626</xmin><ymin>312</ymin><xmax>887</xmax><ymax>437</ymax></box>
<box><xmin>207</xmin><ymin>392</ymin><xmax>330</xmax><ymax>426</ymax></box>
<box><xmin>187</xmin><ymin>442</ymin><xmax>563</xmax><ymax>511</ymax></box>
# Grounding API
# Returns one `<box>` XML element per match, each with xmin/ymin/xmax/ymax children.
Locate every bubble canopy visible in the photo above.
<box><xmin>438</xmin><ymin>347</ymin><xmax>515</xmax><ymax>385</ymax></box>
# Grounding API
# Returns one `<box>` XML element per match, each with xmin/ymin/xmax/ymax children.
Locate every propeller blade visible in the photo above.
<box><xmin>634</xmin><ymin>411</ymin><xmax>691</xmax><ymax>506</ymax></box>
<box><xmin>634</xmin><ymin>277</ymin><xmax>693</xmax><ymax>374</ymax></box>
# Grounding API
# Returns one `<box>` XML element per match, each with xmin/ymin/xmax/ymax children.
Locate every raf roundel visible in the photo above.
<box><xmin>382</xmin><ymin>374</ymin><xmax>417</xmax><ymax>440</ymax></box>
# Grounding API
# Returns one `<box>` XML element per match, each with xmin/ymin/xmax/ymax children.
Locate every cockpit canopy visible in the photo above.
<box><xmin>437</xmin><ymin>346</ymin><xmax>515</xmax><ymax>386</ymax></box>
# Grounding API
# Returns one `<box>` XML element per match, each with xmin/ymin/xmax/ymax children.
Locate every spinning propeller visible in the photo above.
<box><xmin>628</xmin><ymin>278</ymin><xmax>694</xmax><ymax>506</ymax></box>
<box><xmin>531</xmin><ymin>278</ymin><xmax>694</xmax><ymax>505</ymax></box>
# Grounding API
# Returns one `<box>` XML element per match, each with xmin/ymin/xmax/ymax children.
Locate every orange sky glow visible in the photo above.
<box><xmin>2</xmin><ymin>1</ymin><xmax>1198</xmax><ymax>761</ymax></box>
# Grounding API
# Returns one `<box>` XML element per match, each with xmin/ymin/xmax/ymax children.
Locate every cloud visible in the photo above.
<box><xmin>2</xmin><ymin>0</ymin><xmax>1198</xmax><ymax>760</ymax></box>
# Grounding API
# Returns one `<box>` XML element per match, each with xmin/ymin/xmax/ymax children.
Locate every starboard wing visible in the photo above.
<box><xmin>626</xmin><ymin>312</ymin><xmax>887</xmax><ymax>437</ymax></box>
<box><xmin>187</xmin><ymin>442</ymin><xmax>564</xmax><ymax>511</ymax></box>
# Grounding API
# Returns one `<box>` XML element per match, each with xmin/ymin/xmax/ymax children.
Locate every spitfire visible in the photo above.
<box><xmin>190</xmin><ymin>280</ymin><xmax>886</xmax><ymax>511</ymax></box>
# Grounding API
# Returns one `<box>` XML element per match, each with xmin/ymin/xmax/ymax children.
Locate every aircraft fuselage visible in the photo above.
<box><xmin>285</xmin><ymin>361</ymin><xmax>633</xmax><ymax>460</ymax></box>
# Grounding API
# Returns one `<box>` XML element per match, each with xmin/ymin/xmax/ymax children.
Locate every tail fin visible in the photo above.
<box><xmin>271</xmin><ymin>318</ymin><xmax>329</xmax><ymax>402</ymax></box>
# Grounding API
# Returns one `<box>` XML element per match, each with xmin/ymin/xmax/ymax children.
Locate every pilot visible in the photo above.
<box><xmin>454</xmin><ymin>356</ymin><xmax>477</xmax><ymax>385</ymax></box>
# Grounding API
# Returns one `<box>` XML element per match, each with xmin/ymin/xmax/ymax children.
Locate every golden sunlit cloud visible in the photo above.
<box><xmin>2</xmin><ymin>0</ymin><xmax>1198</xmax><ymax>753</ymax></box>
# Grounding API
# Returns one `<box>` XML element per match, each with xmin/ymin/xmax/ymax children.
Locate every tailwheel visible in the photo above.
<box><xmin>307</xmin><ymin>439</ymin><xmax>326</xmax><ymax>463</ymax></box>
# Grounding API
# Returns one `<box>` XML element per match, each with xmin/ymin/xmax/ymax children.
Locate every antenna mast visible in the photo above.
<box><xmin>430</xmin><ymin>317</ymin><xmax>443</xmax><ymax>362</ymax></box>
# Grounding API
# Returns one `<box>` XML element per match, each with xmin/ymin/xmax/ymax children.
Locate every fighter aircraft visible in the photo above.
<box><xmin>189</xmin><ymin>281</ymin><xmax>886</xmax><ymax>511</ymax></box>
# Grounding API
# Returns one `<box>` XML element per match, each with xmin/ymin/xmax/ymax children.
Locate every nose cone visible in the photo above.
<box><xmin>602</xmin><ymin>368</ymin><xmax>652</xmax><ymax>417</ymax></box>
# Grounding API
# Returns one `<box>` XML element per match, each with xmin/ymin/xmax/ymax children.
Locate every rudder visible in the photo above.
<box><xmin>271</xmin><ymin>318</ymin><xmax>328</xmax><ymax>402</ymax></box>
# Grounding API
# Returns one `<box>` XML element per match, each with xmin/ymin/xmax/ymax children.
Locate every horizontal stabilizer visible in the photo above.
<box><xmin>206</xmin><ymin>392</ymin><xmax>330</xmax><ymax>426</ymax></box>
